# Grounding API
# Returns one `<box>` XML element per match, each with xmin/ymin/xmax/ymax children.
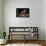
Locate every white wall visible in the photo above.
<box><xmin>45</xmin><ymin>0</ymin><xmax>46</xmax><ymax>40</ymax></box>
<box><xmin>3</xmin><ymin>0</ymin><xmax>45</xmax><ymax>40</ymax></box>
<box><xmin>0</xmin><ymin>0</ymin><xmax>3</xmax><ymax>38</ymax></box>
<box><xmin>0</xmin><ymin>0</ymin><xmax>2</xmax><ymax>29</ymax></box>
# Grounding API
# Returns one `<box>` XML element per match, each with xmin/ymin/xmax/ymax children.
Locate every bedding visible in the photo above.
<box><xmin>5</xmin><ymin>44</ymin><xmax>42</xmax><ymax>46</ymax></box>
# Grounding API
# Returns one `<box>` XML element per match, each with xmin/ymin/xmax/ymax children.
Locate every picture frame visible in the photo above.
<box><xmin>16</xmin><ymin>8</ymin><xmax>29</xmax><ymax>17</ymax></box>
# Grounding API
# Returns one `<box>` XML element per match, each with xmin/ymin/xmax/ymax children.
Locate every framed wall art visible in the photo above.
<box><xmin>16</xmin><ymin>8</ymin><xmax>29</xmax><ymax>17</ymax></box>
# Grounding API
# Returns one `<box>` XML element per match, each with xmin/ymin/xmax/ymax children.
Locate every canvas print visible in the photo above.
<box><xmin>16</xmin><ymin>8</ymin><xmax>29</xmax><ymax>17</ymax></box>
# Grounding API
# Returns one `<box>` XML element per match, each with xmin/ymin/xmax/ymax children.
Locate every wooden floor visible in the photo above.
<box><xmin>0</xmin><ymin>40</ymin><xmax>46</xmax><ymax>46</ymax></box>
